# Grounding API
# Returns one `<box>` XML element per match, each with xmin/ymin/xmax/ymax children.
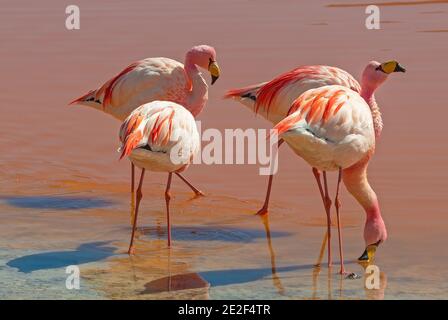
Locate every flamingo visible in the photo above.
<box><xmin>70</xmin><ymin>45</ymin><xmax>220</xmax><ymax>206</ymax></box>
<box><xmin>270</xmin><ymin>85</ymin><xmax>388</xmax><ymax>273</ymax></box>
<box><xmin>225</xmin><ymin>61</ymin><xmax>405</xmax><ymax>216</ymax></box>
<box><xmin>118</xmin><ymin>100</ymin><xmax>200</xmax><ymax>254</ymax></box>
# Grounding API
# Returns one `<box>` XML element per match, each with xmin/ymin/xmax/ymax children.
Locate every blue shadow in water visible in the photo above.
<box><xmin>2</xmin><ymin>196</ymin><xmax>113</xmax><ymax>210</ymax></box>
<box><xmin>199</xmin><ymin>265</ymin><xmax>301</xmax><ymax>287</ymax></box>
<box><xmin>6</xmin><ymin>241</ymin><xmax>116</xmax><ymax>273</ymax></box>
<box><xmin>142</xmin><ymin>225</ymin><xmax>291</xmax><ymax>243</ymax></box>
<box><xmin>199</xmin><ymin>261</ymin><xmax>357</xmax><ymax>287</ymax></box>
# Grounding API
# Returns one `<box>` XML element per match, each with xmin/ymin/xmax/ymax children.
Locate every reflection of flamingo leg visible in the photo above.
<box><xmin>312</xmin><ymin>265</ymin><xmax>321</xmax><ymax>299</ymax></box>
<box><xmin>256</xmin><ymin>139</ymin><xmax>284</xmax><ymax>216</ymax></box>
<box><xmin>175</xmin><ymin>172</ymin><xmax>204</xmax><ymax>196</ymax></box>
<box><xmin>260</xmin><ymin>214</ymin><xmax>285</xmax><ymax>295</ymax></box>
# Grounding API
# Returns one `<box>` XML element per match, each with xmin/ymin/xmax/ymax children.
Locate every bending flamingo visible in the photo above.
<box><xmin>225</xmin><ymin>61</ymin><xmax>405</xmax><ymax>216</ymax></box>
<box><xmin>271</xmin><ymin>85</ymin><xmax>388</xmax><ymax>273</ymax></box>
<box><xmin>70</xmin><ymin>45</ymin><xmax>220</xmax><ymax>203</ymax></box>
<box><xmin>119</xmin><ymin>101</ymin><xmax>200</xmax><ymax>254</ymax></box>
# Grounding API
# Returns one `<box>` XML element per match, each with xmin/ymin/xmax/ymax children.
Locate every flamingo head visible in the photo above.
<box><xmin>361</xmin><ymin>60</ymin><xmax>406</xmax><ymax>94</ymax></box>
<box><xmin>186</xmin><ymin>45</ymin><xmax>220</xmax><ymax>85</ymax></box>
<box><xmin>359</xmin><ymin>214</ymin><xmax>388</xmax><ymax>263</ymax></box>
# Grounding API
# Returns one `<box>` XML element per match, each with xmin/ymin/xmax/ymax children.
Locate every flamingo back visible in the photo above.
<box><xmin>119</xmin><ymin>101</ymin><xmax>200</xmax><ymax>172</ymax></box>
<box><xmin>225</xmin><ymin>65</ymin><xmax>361</xmax><ymax>125</ymax></box>
<box><xmin>273</xmin><ymin>85</ymin><xmax>375</xmax><ymax>170</ymax></box>
<box><xmin>72</xmin><ymin>58</ymin><xmax>190</xmax><ymax>121</ymax></box>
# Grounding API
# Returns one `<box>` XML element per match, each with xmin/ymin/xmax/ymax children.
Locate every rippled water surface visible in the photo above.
<box><xmin>1</xmin><ymin>0</ymin><xmax>448</xmax><ymax>299</ymax></box>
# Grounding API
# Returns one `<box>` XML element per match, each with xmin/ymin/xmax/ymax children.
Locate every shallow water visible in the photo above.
<box><xmin>1</xmin><ymin>0</ymin><xmax>448</xmax><ymax>299</ymax></box>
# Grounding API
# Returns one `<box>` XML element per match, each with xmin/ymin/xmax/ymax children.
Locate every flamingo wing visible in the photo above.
<box><xmin>273</xmin><ymin>85</ymin><xmax>374</xmax><ymax>170</ymax></box>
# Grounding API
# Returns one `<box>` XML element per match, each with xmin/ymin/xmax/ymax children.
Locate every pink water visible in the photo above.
<box><xmin>1</xmin><ymin>0</ymin><xmax>448</xmax><ymax>299</ymax></box>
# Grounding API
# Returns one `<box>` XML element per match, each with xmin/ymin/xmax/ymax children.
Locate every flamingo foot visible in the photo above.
<box><xmin>338</xmin><ymin>269</ymin><xmax>350</xmax><ymax>276</ymax></box>
<box><xmin>194</xmin><ymin>190</ymin><xmax>205</xmax><ymax>197</ymax></box>
<box><xmin>345</xmin><ymin>272</ymin><xmax>362</xmax><ymax>280</ymax></box>
<box><xmin>256</xmin><ymin>206</ymin><xmax>269</xmax><ymax>216</ymax></box>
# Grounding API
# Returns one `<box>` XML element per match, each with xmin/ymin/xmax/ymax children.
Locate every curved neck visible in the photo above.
<box><xmin>184</xmin><ymin>59</ymin><xmax>208</xmax><ymax>117</ymax></box>
<box><xmin>342</xmin><ymin>153</ymin><xmax>381</xmax><ymax>220</ymax></box>
<box><xmin>361</xmin><ymin>86</ymin><xmax>383</xmax><ymax>139</ymax></box>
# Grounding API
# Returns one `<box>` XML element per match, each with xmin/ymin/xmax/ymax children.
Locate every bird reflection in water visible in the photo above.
<box><xmin>259</xmin><ymin>213</ymin><xmax>285</xmax><ymax>295</ymax></box>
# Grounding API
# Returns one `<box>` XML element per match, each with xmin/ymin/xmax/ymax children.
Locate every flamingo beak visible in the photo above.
<box><xmin>208</xmin><ymin>61</ymin><xmax>220</xmax><ymax>85</ymax></box>
<box><xmin>358</xmin><ymin>241</ymin><xmax>381</xmax><ymax>263</ymax></box>
<box><xmin>394</xmin><ymin>63</ymin><xmax>406</xmax><ymax>73</ymax></box>
<box><xmin>377</xmin><ymin>60</ymin><xmax>406</xmax><ymax>74</ymax></box>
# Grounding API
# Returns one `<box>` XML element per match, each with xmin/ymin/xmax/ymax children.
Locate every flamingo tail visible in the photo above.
<box><xmin>69</xmin><ymin>89</ymin><xmax>102</xmax><ymax>107</ymax></box>
<box><xmin>224</xmin><ymin>82</ymin><xmax>267</xmax><ymax>112</ymax></box>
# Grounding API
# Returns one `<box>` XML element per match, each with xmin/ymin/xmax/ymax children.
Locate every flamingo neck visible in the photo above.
<box><xmin>361</xmin><ymin>87</ymin><xmax>383</xmax><ymax>139</ymax></box>
<box><xmin>342</xmin><ymin>153</ymin><xmax>384</xmax><ymax>244</ymax></box>
<box><xmin>184</xmin><ymin>60</ymin><xmax>208</xmax><ymax>117</ymax></box>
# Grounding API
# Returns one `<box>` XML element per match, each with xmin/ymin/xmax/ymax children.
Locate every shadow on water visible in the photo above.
<box><xmin>141</xmin><ymin>272</ymin><xmax>210</xmax><ymax>294</ymax></box>
<box><xmin>139</xmin><ymin>225</ymin><xmax>291</xmax><ymax>243</ymax></box>
<box><xmin>199</xmin><ymin>265</ymin><xmax>302</xmax><ymax>287</ymax></box>
<box><xmin>1</xmin><ymin>195</ymin><xmax>113</xmax><ymax>210</ymax></box>
<box><xmin>6</xmin><ymin>241</ymin><xmax>116</xmax><ymax>273</ymax></box>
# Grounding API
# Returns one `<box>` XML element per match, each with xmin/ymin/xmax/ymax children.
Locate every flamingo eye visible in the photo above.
<box><xmin>375</xmin><ymin>65</ymin><xmax>384</xmax><ymax>73</ymax></box>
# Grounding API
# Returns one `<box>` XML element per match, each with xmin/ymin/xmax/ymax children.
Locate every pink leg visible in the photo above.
<box><xmin>313</xmin><ymin>168</ymin><xmax>332</xmax><ymax>267</ymax></box>
<box><xmin>130</xmin><ymin>163</ymin><xmax>136</xmax><ymax>226</ymax></box>
<box><xmin>335</xmin><ymin>167</ymin><xmax>346</xmax><ymax>274</ymax></box>
<box><xmin>165</xmin><ymin>173</ymin><xmax>173</xmax><ymax>247</ymax></box>
<box><xmin>256</xmin><ymin>139</ymin><xmax>284</xmax><ymax>216</ymax></box>
<box><xmin>175</xmin><ymin>172</ymin><xmax>204</xmax><ymax>196</ymax></box>
<box><xmin>131</xmin><ymin>163</ymin><xmax>135</xmax><ymax>194</ymax></box>
<box><xmin>323</xmin><ymin>171</ymin><xmax>332</xmax><ymax>267</ymax></box>
<box><xmin>312</xmin><ymin>168</ymin><xmax>328</xmax><ymax>267</ymax></box>
<box><xmin>128</xmin><ymin>168</ymin><xmax>145</xmax><ymax>255</ymax></box>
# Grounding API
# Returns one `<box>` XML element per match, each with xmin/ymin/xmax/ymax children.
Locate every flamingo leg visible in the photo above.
<box><xmin>130</xmin><ymin>163</ymin><xmax>136</xmax><ymax>226</ymax></box>
<box><xmin>174</xmin><ymin>172</ymin><xmax>204</xmax><ymax>196</ymax></box>
<box><xmin>323</xmin><ymin>171</ymin><xmax>333</xmax><ymax>267</ymax></box>
<box><xmin>128</xmin><ymin>168</ymin><xmax>145</xmax><ymax>255</ymax></box>
<box><xmin>334</xmin><ymin>167</ymin><xmax>346</xmax><ymax>274</ymax></box>
<box><xmin>256</xmin><ymin>139</ymin><xmax>284</xmax><ymax>216</ymax></box>
<box><xmin>315</xmin><ymin>230</ymin><xmax>328</xmax><ymax>267</ymax></box>
<box><xmin>312</xmin><ymin>168</ymin><xmax>332</xmax><ymax>267</ymax></box>
<box><xmin>165</xmin><ymin>172</ymin><xmax>173</xmax><ymax>247</ymax></box>
<box><xmin>131</xmin><ymin>163</ymin><xmax>135</xmax><ymax>193</ymax></box>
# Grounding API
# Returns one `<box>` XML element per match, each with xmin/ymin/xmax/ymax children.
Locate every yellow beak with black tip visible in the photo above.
<box><xmin>208</xmin><ymin>61</ymin><xmax>220</xmax><ymax>85</ymax></box>
<box><xmin>358</xmin><ymin>241</ymin><xmax>380</xmax><ymax>263</ymax></box>
<box><xmin>377</xmin><ymin>60</ymin><xmax>406</xmax><ymax>74</ymax></box>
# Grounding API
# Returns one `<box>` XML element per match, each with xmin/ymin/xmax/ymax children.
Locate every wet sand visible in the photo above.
<box><xmin>1</xmin><ymin>0</ymin><xmax>448</xmax><ymax>299</ymax></box>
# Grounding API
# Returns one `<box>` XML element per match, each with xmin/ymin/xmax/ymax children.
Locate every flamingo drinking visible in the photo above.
<box><xmin>271</xmin><ymin>85</ymin><xmax>388</xmax><ymax>273</ymax></box>
<box><xmin>70</xmin><ymin>45</ymin><xmax>220</xmax><ymax>205</ymax></box>
<box><xmin>119</xmin><ymin>101</ymin><xmax>200</xmax><ymax>254</ymax></box>
<box><xmin>225</xmin><ymin>61</ymin><xmax>405</xmax><ymax>216</ymax></box>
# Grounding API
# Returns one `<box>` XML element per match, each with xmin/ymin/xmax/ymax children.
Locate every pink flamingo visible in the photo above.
<box><xmin>70</xmin><ymin>45</ymin><xmax>220</xmax><ymax>203</ymax></box>
<box><xmin>225</xmin><ymin>61</ymin><xmax>405</xmax><ymax>216</ymax></box>
<box><xmin>271</xmin><ymin>85</ymin><xmax>388</xmax><ymax>273</ymax></box>
<box><xmin>119</xmin><ymin>100</ymin><xmax>200</xmax><ymax>254</ymax></box>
